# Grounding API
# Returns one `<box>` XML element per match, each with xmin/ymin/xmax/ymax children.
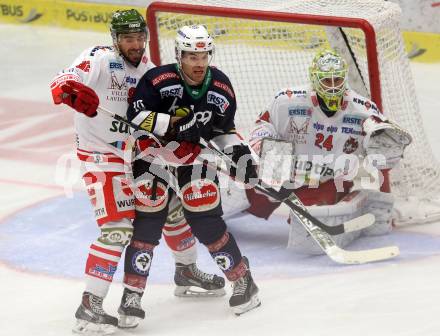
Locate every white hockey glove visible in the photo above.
<box><xmin>362</xmin><ymin>116</ymin><xmax>412</xmax><ymax>169</ymax></box>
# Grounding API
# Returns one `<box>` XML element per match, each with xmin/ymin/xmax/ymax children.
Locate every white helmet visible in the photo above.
<box><xmin>175</xmin><ymin>25</ymin><xmax>214</xmax><ymax>64</ymax></box>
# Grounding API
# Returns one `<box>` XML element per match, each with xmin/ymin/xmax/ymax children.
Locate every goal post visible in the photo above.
<box><xmin>146</xmin><ymin>0</ymin><xmax>440</xmax><ymax>225</ymax></box>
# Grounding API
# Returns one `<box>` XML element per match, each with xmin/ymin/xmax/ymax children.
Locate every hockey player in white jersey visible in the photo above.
<box><xmin>245</xmin><ymin>49</ymin><xmax>411</xmax><ymax>254</ymax></box>
<box><xmin>50</xmin><ymin>9</ymin><xmax>224</xmax><ymax>335</ymax></box>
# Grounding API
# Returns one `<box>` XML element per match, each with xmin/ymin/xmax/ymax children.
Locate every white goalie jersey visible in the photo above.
<box><xmin>50</xmin><ymin>46</ymin><xmax>155</xmax><ymax>159</ymax></box>
<box><xmin>249</xmin><ymin>86</ymin><xmax>389</xmax><ymax>189</ymax></box>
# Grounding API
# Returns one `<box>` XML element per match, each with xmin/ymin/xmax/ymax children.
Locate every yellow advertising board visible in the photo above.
<box><xmin>0</xmin><ymin>0</ymin><xmax>143</xmax><ymax>31</ymax></box>
<box><xmin>1</xmin><ymin>0</ymin><xmax>439</xmax><ymax>62</ymax></box>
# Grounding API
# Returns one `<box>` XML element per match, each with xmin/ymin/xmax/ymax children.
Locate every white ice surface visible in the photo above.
<box><xmin>1</xmin><ymin>24</ymin><xmax>440</xmax><ymax>336</ymax></box>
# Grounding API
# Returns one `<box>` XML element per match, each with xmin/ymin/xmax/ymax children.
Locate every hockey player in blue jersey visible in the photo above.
<box><xmin>123</xmin><ymin>24</ymin><xmax>261</xmax><ymax>318</ymax></box>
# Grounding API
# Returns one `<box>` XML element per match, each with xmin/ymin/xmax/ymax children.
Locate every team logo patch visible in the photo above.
<box><xmin>212</xmin><ymin>252</ymin><xmax>234</xmax><ymax>271</ymax></box>
<box><xmin>195</xmin><ymin>110</ymin><xmax>212</xmax><ymax>125</ymax></box>
<box><xmin>288</xmin><ymin>118</ymin><xmax>310</xmax><ymax>144</ymax></box>
<box><xmin>343</xmin><ymin>136</ymin><xmax>359</xmax><ymax>154</ymax></box>
<box><xmin>207</xmin><ymin>91</ymin><xmax>230</xmax><ymax>114</ymax></box>
<box><xmin>181</xmin><ymin>180</ymin><xmax>220</xmax><ymax>212</ymax></box>
<box><xmin>132</xmin><ymin>250</ymin><xmax>153</xmax><ymax>275</ymax></box>
<box><xmin>160</xmin><ymin>84</ymin><xmax>183</xmax><ymax>98</ymax></box>
<box><xmin>76</xmin><ymin>60</ymin><xmax>90</xmax><ymax>72</ymax></box>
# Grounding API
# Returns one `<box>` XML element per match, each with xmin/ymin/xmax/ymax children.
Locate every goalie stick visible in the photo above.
<box><xmin>96</xmin><ymin>106</ymin><xmax>399</xmax><ymax>263</ymax></box>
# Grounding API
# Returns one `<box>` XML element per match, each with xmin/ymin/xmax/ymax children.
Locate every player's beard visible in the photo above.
<box><xmin>124</xmin><ymin>48</ymin><xmax>145</xmax><ymax>66</ymax></box>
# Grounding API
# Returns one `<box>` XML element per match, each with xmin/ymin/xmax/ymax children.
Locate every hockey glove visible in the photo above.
<box><xmin>60</xmin><ymin>80</ymin><xmax>99</xmax><ymax>117</ymax></box>
<box><xmin>172</xmin><ymin>107</ymin><xmax>200</xmax><ymax>143</ymax></box>
<box><xmin>226</xmin><ymin>144</ymin><xmax>258</xmax><ymax>183</ymax></box>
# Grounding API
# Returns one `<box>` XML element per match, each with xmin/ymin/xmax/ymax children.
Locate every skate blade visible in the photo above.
<box><xmin>72</xmin><ymin>319</ymin><xmax>117</xmax><ymax>335</ymax></box>
<box><xmin>118</xmin><ymin>314</ymin><xmax>142</xmax><ymax>329</ymax></box>
<box><xmin>174</xmin><ymin>286</ymin><xmax>226</xmax><ymax>298</ymax></box>
<box><xmin>232</xmin><ymin>294</ymin><xmax>261</xmax><ymax>316</ymax></box>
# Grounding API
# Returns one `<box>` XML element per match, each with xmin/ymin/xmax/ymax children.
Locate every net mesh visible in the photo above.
<box><xmin>148</xmin><ymin>0</ymin><xmax>440</xmax><ymax>224</ymax></box>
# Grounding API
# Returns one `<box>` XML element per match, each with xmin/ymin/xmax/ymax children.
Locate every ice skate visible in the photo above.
<box><xmin>229</xmin><ymin>257</ymin><xmax>261</xmax><ymax>316</ymax></box>
<box><xmin>174</xmin><ymin>263</ymin><xmax>226</xmax><ymax>297</ymax></box>
<box><xmin>117</xmin><ymin>288</ymin><xmax>145</xmax><ymax>328</ymax></box>
<box><xmin>72</xmin><ymin>291</ymin><xmax>118</xmax><ymax>335</ymax></box>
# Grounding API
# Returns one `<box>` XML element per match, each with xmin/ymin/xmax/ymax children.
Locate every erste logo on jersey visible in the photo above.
<box><xmin>109</xmin><ymin>59</ymin><xmax>124</xmax><ymax>71</ymax></box>
<box><xmin>343</xmin><ymin>114</ymin><xmax>363</xmax><ymax>125</ymax></box>
<box><xmin>288</xmin><ymin>106</ymin><xmax>312</xmax><ymax>117</ymax></box>
<box><xmin>160</xmin><ymin>84</ymin><xmax>183</xmax><ymax>98</ymax></box>
<box><xmin>207</xmin><ymin>91</ymin><xmax>229</xmax><ymax>114</ymax></box>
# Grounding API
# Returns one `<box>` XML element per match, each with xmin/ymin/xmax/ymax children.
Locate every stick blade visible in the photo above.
<box><xmin>328</xmin><ymin>245</ymin><xmax>400</xmax><ymax>264</ymax></box>
<box><xmin>344</xmin><ymin>213</ymin><xmax>376</xmax><ymax>233</ymax></box>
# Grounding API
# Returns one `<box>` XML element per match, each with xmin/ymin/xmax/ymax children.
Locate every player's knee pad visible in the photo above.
<box><xmin>206</xmin><ymin>232</ymin><xmax>244</xmax><ymax>281</ymax></box>
<box><xmin>131</xmin><ymin>213</ymin><xmax>166</xmax><ymax>244</ymax></box>
<box><xmin>361</xmin><ymin>190</ymin><xmax>394</xmax><ymax>236</ymax></box>
<box><xmin>186</xmin><ymin>214</ymin><xmax>227</xmax><ymax>245</ymax></box>
<box><xmin>99</xmin><ymin>218</ymin><xmax>133</xmax><ymax>247</ymax></box>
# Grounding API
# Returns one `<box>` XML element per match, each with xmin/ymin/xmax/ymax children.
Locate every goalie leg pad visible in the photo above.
<box><xmin>361</xmin><ymin>190</ymin><xmax>394</xmax><ymax>236</ymax></box>
<box><xmin>288</xmin><ymin>190</ymin><xmax>370</xmax><ymax>254</ymax></box>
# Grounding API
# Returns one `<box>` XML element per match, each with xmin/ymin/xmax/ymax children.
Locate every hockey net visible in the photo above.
<box><xmin>146</xmin><ymin>0</ymin><xmax>440</xmax><ymax>225</ymax></box>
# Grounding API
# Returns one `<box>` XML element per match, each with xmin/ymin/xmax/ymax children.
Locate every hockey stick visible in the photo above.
<box><xmin>199</xmin><ymin>140</ymin><xmax>399</xmax><ymax>264</ymax></box>
<box><xmin>96</xmin><ymin>105</ymin><xmax>372</xmax><ymax>235</ymax></box>
<box><xmin>97</xmin><ymin>106</ymin><xmax>399</xmax><ymax>263</ymax></box>
<box><xmin>200</xmin><ymin>138</ymin><xmax>375</xmax><ymax>235</ymax></box>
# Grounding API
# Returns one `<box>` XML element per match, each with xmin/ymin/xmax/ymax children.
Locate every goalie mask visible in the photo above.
<box><xmin>309</xmin><ymin>49</ymin><xmax>348</xmax><ymax>112</ymax></box>
<box><xmin>175</xmin><ymin>25</ymin><xmax>214</xmax><ymax>71</ymax></box>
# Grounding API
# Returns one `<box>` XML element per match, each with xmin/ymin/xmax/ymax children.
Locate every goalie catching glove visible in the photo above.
<box><xmin>362</xmin><ymin>116</ymin><xmax>412</xmax><ymax>169</ymax></box>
